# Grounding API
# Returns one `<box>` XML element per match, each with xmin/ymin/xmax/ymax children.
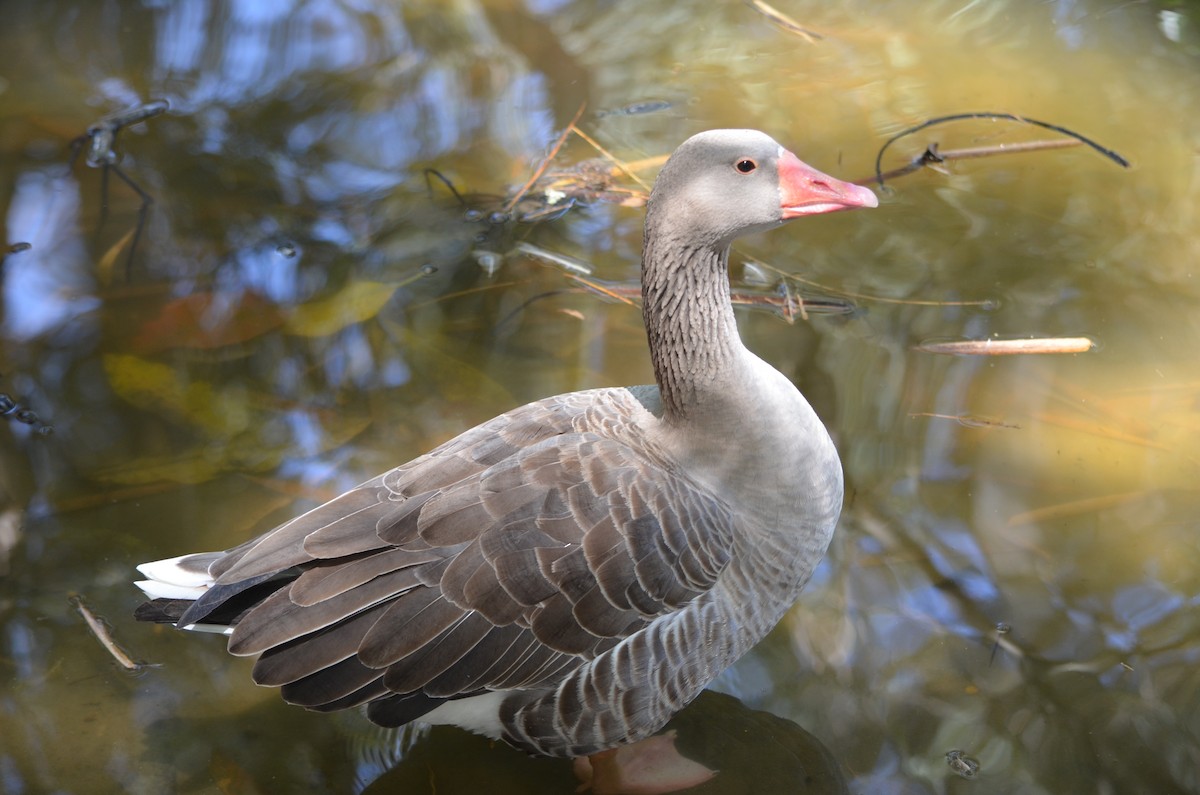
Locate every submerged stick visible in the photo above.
<box><xmin>1007</xmin><ymin>491</ymin><xmax>1149</xmax><ymax>526</ymax></box>
<box><xmin>908</xmin><ymin>412</ymin><xmax>1020</xmax><ymax>430</ymax></box>
<box><xmin>69</xmin><ymin>593</ymin><xmax>149</xmax><ymax>672</ymax></box>
<box><xmin>866</xmin><ymin>139</ymin><xmax>1085</xmax><ymax>185</ymax></box>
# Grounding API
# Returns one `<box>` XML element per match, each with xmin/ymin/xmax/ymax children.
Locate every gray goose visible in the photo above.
<box><xmin>134</xmin><ymin>129</ymin><xmax>877</xmax><ymax>758</ymax></box>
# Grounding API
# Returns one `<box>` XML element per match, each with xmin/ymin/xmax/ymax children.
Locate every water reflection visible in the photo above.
<box><xmin>1</xmin><ymin>0</ymin><xmax>1199</xmax><ymax>792</ymax></box>
<box><xmin>3</xmin><ymin>171</ymin><xmax>98</xmax><ymax>340</ymax></box>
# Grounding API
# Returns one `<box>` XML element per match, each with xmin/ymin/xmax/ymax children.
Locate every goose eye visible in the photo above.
<box><xmin>735</xmin><ymin>158</ymin><xmax>757</xmax><ymax>174</ymax></box>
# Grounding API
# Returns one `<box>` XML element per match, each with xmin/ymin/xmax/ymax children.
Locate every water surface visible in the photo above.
<box><xmin>2</xmin><ymin>1</ymin><xmax>1199</xmax><ymax>793</ymax></box>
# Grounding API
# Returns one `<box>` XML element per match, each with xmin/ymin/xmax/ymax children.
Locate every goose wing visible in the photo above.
<box><xmin>176</xmin><ymin>387</ymin><xmax>735</xmax><ymax>728</ymax></box>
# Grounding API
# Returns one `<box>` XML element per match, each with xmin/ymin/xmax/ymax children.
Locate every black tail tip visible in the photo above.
<box><xmin>134</xmin><ymin>598</ymin><xmax>190</xmax><ymax>624</ymax></box>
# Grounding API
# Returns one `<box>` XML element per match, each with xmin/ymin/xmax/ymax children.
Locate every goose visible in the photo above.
<box><xmin>134</xmin><ymin>129</ymin><xmax>877</xmax><ymax>757</ymax></box>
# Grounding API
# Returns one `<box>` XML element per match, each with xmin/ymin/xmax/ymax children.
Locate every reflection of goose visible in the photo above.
<box><xmin>353</xmin><ymin>691</ymin><xmax>847</xmax><ymax>795</ymax></box>
<box><xmin>134</xmin><ymin>130</ymin><xmax>876</xmax><ymax>757</ymax></box>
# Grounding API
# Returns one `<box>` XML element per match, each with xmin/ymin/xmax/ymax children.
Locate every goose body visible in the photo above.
<box><xmin>135</xmin><ymin>129</ymin><xmax>877</xmax><ymax>757</ymax></box>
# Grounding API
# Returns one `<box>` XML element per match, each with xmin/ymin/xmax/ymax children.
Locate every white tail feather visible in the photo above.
<box><xmin>177</xmin><ymin>622</ymin><xmax>235</xmax><ymax>636</ymax></box>
<box><xmin>133</xmin><ymin>579</ymin><xmax>207</xmax><ymax>600</ymax></box>
<box><xmin>134</xmin><ymin>552</ymin><xmax>219</xmax><ymax>600</ymax></box>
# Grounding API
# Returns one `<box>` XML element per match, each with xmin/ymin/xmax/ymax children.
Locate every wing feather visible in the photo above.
<box><xmin>422</xmin><ymin>623</ymin><xmax>525</xmax><ymax>696</ymax></box>
<box><xmin>308</xmin><ymin>677</ymin><xmax>391</xmax><ymax>712</ymax></box>
<box><xmin>379</xmin><ymin>611</ymin><xmax>492</xmax><ymax>692</ymax></box>
<box><xmin>281</xmin><ymin>654</ymin><xmax>383</xmax><ymax>707</ymax></box>
<box><xmin>357</xmin><ymin>587</ymin><xmax>463</xmax><ymax>668</ymax></box>
<box><xmin>221</xmin><ymin>483</ymin><xmax>389</xmax><ymax>582</ymax></box>
<box><xmin>252</xmin><ymin>600</ymin><xmax>390</xmax><ymax>686</ymax></box>
<box><xmin>289</xmin><ymin>547</ymin><xmax>440</xmax><ymax>607</ymax></box>
<box><xmin>229</xmin><ymin>566</ymin><xmax>423</xmax><ymax>656</ymax></box>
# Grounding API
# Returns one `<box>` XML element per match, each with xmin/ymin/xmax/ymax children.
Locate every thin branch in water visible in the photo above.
<box><xmin>564</xmin><ymin>275</ymin><xmax>854</xmax><ymax>317</ymax></box>
<box><xmin>914</xmin><ymin>337</ymin><xmax>1095</xmax><ymax>355</ymax></box>
<box><xmin>1007</xmin><ymin>491</ymin><xmax>1150</xmax><ymax>526</ymax></box>
<box><xmin>874</xmin><ymin>112</ymin><xmax>1131</xmax><ymax>188</ymax></box>
<box><xmin>515</xmin><ymin>241</ymin><xmax>593</xmax><ymax>276</ymax></box>
<box><xmin>424</xmin><ymin>168</ymin><xmax>467</xmax><ymax>206</ymax></box>
<box><xmin>620</xmin><ymin>154</ymin><xmax>670</xmax><ymax>173</ymax></box>
<box><xmin>67</xmin><ymin>99</ymin><xmax>170</xmax><ymax>278</ymax></box>
<box><xmin>505</xmin><ymin>102</ymin><xmax>587</xmax><ymax>213</ymax></box>
<box><xmin>863</xmin><ymin>139</ymin><xmax>1085</xmax><ymax>185</ymax></box>
<box><xmin>562</xmin><ymin>274</ymin><xmax>640</xmax><ymax>307</ymax></box>
<box><xmin>777</xmin><ymin>278</ymin><xmax>806</xmax><ymax>323</ymax></box>
<box><xmin>407</xmin><ymin>280</ymin><xmax>524</xmax><ymax>311</ymax></box>
<box><xmin>492</xmin><ymin>290</ymin><xmax>580</xmax><ymax>334</ymax></box>
<box><xmin>517</xmin><ymin>247</ymin><xmax>853</xmax><ymax>318</ymax></box>
<box><xmin>908</xmin><ymin>412</ymin><xmax>1021</xmax><ymax>430</ymax></box>
<box><xmin>741</xmin><ymin>255</ymin><xmax>997</xmax><ymax>308</ymax></box>
<box><xmin>568</xmin><ymin>124</ymin><xmax>652</xmax><ymax>192</ymax></box>
<box><xmin>1031</xmin><ymin>410</ymin><xmax>1178</xmax><ymax>455</ymax></box>
<box><xmin>730</xmin><ymin>282</ymin><xmax>854</xmax><ymax>320</ymax></box>
<box><xmin>989</xmin><ymin>622</ymin><xmax>1013</xmax><ymax>666</ymax></box>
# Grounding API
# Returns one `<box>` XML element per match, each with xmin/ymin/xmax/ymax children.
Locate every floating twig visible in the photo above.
<box><xmin>746</xmin><ymin>0</ymin><xmax>824</xmax><ymax>42</ymax></box>
<box><xmin>742</xmin><ymin>255</ymin><xmax>996</xmax><ymax>308</ymax></box>
<box><xmin>515</xmin><ymin>242</ymin><xmax>593</xmax><ymax>276</ymax></box>
<box><xmin>69</xmin><ymin>593</ymin><xmax>150</xmax><ymax>672</ymax></box>
<box><xmin>874</xmin><ymin>112</ymin><xmax>1131</xmax><ymax>188</ymax></box>
<box><xmin>914</xmin><ymin>337</ymin><xmax>1095</xmax><ymax>355</ymax></box>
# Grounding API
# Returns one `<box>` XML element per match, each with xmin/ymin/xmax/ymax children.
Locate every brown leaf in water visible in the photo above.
<box><xmin>131</xmin><ymin>291</ymin><xmax>284</xmax><ymax>354</ymax></box>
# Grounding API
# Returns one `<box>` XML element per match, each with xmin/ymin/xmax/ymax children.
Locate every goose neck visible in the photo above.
<box><xmin>641</xmin><ymin>237</ymin><xmax>744</xmax><ymax>422</ymax></box>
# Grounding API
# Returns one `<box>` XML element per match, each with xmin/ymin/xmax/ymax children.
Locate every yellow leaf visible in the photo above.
<box><xmin>90</xmin><ymin>449</ymin><xmax>225</xmax><ymax>485</ymax></box>
<box><xmin>284</xmin><ymin>280</ymin><xmax>399</xmax><ymax>338</ymax></box>
<box><xmin>103</xmin><ymin>353</ymin><xmax>252</xmax><ymax>436</ymax></box>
